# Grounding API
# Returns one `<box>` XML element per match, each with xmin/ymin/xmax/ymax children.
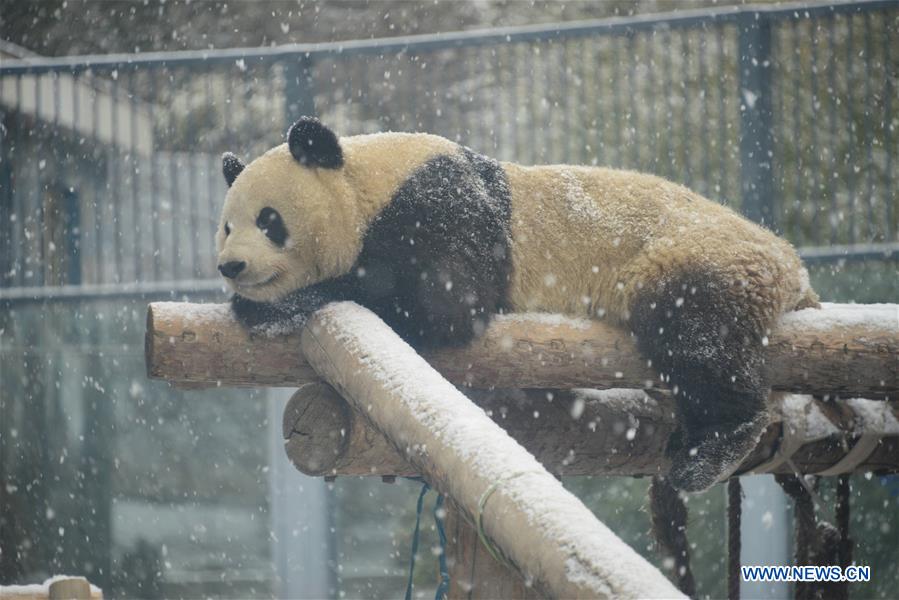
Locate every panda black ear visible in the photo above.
<box><xmin>287</xmin><ymin>117</ymin><xmax>343</xmax><ymax>169</ymax></box>
<box><xmin>222</xmin><ymin>152</ymin><xmax>245</xmax><ymax>187</ymax></box>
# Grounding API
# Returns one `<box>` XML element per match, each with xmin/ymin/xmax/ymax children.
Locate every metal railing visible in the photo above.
<box><xmin>1</xmin><ymin>0</ymin><xmax>896</xmax><ymax>301</ymax></box>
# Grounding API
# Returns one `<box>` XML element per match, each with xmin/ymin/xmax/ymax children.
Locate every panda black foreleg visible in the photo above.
<box><xmin>630</xmin><ymin>271</ymin><xmax>771</xmax><ymax>493</ymax></box>
<box><xmin>366</xmin><ymin>256</ymin><xmax>502</xmax><ymax>350</ymax></box>
<box><xmin>413</xmin><ymin>259</ymin><xmax>501</xmax><ymax>349</ymax></box>
<box><xmin>231</xmin><ymin>275</ymin><xmax>358</xmax><ymax>334</ymax></box>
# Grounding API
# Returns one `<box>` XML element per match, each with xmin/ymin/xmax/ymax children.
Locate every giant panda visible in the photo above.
<box><xmin>216</xmin><ymin>116</ymin><xmax>819</xmax><ymax>492</ymax></box>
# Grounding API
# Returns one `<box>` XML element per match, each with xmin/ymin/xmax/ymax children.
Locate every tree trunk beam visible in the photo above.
<box><xmin>283</xmin><ymin>384</ymin><xmax>899</xmax><ymax>478</ymax></box>
<box><xmin>282</xmin><ymin>382</ymin><xmax>413</xmax><ymax>476</ymax></box>
<box><xmin>0</xmin><ymin>577</ymin><xmax>103</xmax><ymax>600</ymax></box>
<box><xmin>299</xmin><ymin>302</ymin><xmax>682</xmax><ymax>599</ymax></box>
<box><xmin>146</xmin><ymin>302</ymin><xmax>898</xmax><ymax>397</ymax></box>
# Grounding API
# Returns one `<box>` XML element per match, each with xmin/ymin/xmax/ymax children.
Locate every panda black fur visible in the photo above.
<box><xmin>217</xmin><ymin>117</ymin><xmax>819</xmax><ymax>492</ymax></box>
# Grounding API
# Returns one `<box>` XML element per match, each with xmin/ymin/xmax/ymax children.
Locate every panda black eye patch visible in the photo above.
<box><xmin>256</xmin><ymin>207</ymin><xmax>288</xmax><ymax>246</ymax></box>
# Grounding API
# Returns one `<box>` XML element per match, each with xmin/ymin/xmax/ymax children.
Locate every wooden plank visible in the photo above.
<box><xmin>444</xmin><ymin>500</ymin><xmax>541</xmax><ymax>599</ymax></box>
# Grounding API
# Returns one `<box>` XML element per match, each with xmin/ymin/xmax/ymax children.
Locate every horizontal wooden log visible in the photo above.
<box><xmin>300</xmin><ymin>302</ymin><xmax>682</xmax><ymax>599</ymax></box>
<box><xmin>283</xmin><ymin>384</ymin><xmax>899</xmax><ymax>478</ymax></box>
<box><xmin>282</xmin><ymin>382</ymin><xmax>411</xmax><ymax>476</ymax></box>
<box><xmin>146</xmin><ymin>302</ymin><xmax>898</xmax><ymax>397</ymax></box>
<box><xmin>0</xmin><ymin>577</ymin><xmax>103</xmax><ymax>600</ymax></box>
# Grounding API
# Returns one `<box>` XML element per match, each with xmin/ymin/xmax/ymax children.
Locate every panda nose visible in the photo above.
<box><xmin>218</xmin><ymin>261</ymin><xmax>246</xmax><ymax>279</ymax></box>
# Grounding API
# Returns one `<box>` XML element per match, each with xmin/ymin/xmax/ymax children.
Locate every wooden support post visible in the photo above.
<box><xmin>0</xmin><ymin>577</ymin><xmax>102</xmax><ymax>600</ymax></box>
<box><xmin>146</xmin><ymin>302</ymin><xmax>899</xmax><ymax>398</ymax></box>
<box><xmin>48</xmin><ymin>578</ymin><xmax>91</xmax><ymax>600</ymax></box>
<box><xmin>298</xmin><ymin>302</ymin><xmax>682</xmax><ymax>598</ymax></box>
<box><xmin>443</xmin><ymin>500</ymin><xmax>540</xmax><ymax>599</ymax></box>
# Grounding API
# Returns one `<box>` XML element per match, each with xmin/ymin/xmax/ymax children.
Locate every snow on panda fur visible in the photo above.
<box><xmin>216</xmin><ymin>117</ymin><xmax>819</xmax><ymax>492</ymax></box>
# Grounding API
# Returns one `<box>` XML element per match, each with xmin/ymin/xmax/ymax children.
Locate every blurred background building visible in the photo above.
<box><xmin>1</xmin><ymin>1</ymin><xmax>897</xmax><ymax>598</ymax></box>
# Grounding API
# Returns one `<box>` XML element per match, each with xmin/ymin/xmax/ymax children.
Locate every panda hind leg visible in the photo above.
<box><xmin>665</xmin><ymin>384</ymin><xmax>769</xmax><ymax>493</ymax></box>
<box><xmin>630</xmin><ymin>270</ymin><xmax>772</xmax><ymax>493</ymax></box>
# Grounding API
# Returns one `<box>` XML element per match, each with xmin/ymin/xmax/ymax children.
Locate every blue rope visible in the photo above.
<box><xmin>405</xmin><ymin>481</ymin><xmax>430</xmax><ymax>600</ymax></box>
<box><xmin>434</xmin><ymin>493</ymin><xmax>450</xmax><ymax>600</ymax></box>
<box><xmin>404</xmin><ymin>481</ymin><xmax>451</xmax><ymax>600</ymax></box>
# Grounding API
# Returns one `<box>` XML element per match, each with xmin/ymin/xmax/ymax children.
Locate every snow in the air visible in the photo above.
<box><xmin>3</xmin><ymin>3</ymin><xmax>897</xmax><ymax>597</ymax></box>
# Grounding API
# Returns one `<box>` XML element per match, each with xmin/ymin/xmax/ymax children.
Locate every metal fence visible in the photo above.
<box><xmin>0</xmin><ymin>0</ymin><xmax>896</xmax><ymax>301</ymax></box>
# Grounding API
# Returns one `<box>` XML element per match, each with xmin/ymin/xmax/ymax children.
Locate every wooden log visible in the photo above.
<box><xmin>299</xmin><ymin>301</ymin><xmax>682</xmax><ymax>599</ymax></box>
<box><xmin>283</xmin><ymin>384</ymin><xmax>899</xmax><ymax>478</ymax></box>
<box><xmin>0</xmin><ymin>577</ymin><xmax>102</xmax><ymax>600</ymax></box>
<box><xmin>283</xmin><ymin>385</ymin><xmax>671</xmax><ymax>478</ymax></box>
<box><xmin>282</xmin><ymin>382</ymin><xmax>411</xmax><ymax>476</ymax></box>
<box><xmin>48</xmin><ymin>578</ymin><xmax>91</xmax><ymax>600</ymax></box>
<box><xmin>145</xmin><ymin>303</ymin><xmax>320</xmax><ymax>387</ymax></box>
<box><xmin>146</xmin><ymin>302</ymin><xmax>899</xmax><ymax>397</ymax></box>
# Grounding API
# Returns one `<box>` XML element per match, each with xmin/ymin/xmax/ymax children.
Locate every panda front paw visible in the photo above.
<box><xmin>230</xmin><ymin>294</ymin><xmax>310</xmax><ymax>336</ymax></box>
<box><xmin>667</xmin><ymin>414</ymin><xmax>769</xmax><ymax>493</ymax></box>
<box><xmin>231</xmin><ymin>294</ymin><xmax>274</xmax><ymax>327</ymax></box>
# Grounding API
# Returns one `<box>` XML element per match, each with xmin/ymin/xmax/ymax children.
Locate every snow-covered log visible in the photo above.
<box><xmin>299</xmin><ymin>301</ymin><xmax>682</xmax><ymax>599</ymax></box>
<box><xmin>0</xmin><ymin>576</ymin><xmax>103</xmax><ymax>600</ymax></box>
<box><xmin>145</xmin><ymin>302</ymin><xmax>898</xmax><ymax>397</ymax></box>
<box><xmin>283</xmin><ymin>383</ymin><xmax>899</xmax><ymax>478</ymax></box>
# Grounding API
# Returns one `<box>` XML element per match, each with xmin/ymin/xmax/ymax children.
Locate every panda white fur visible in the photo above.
<box><xmin>216</xmin><ymin>117</ymin><xmax>819</xmax><ymax>492</ymax></box>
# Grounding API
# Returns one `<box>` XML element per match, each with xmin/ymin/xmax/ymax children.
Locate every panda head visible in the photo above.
<box><xmin>216</xmin><ymin>117</ymin><xmax>362</xmax><ymax>302</ymax></box>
